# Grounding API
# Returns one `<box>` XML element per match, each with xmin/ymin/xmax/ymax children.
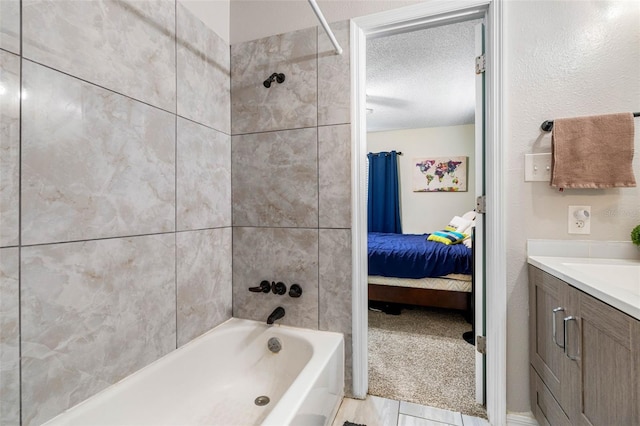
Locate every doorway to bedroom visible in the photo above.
<box><xmin>364</xmin><ymin>16</ymin><xmax>486</xmax><ymax>418</ymax></box>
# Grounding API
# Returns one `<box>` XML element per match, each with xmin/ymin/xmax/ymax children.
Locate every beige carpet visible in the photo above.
<box><xmin>368</xmin><ymin>306</ymin><xmax>487</xmax><ymax>418</ymax></box>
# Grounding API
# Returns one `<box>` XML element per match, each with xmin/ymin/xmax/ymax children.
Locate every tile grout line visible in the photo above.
<box><xmin>176</xmin><ymin>113</ymin><xmax>231</xmax><ymax>137</ymax></box>
<box><xmin>316</xmin><ymin>26</ymin><xmax>320</xmax><ymax>331</ymax></box>
<box><xmin>0</xmin><ymin>46</ymin><xmax>20</xmax><ymax>56</ymax></box>
<box><xmin>0</xmin><ymin>225</ymin><xmax>247</xmax><ymax>245</ymax></box>
<box><xmin>18</xmin><ymin>57</ymin><xmax>230</xmax><ymax>137</ymax></box>
<box><xmin>18</xmin><ymin>0</ymin><xmax>23</xmax><ymax>423</ymax></box>
<box><xmin>229</xmin><ymin>42</ymin><xmax>234</xmax><ymax>321</ymax></box>
<box><xmin>20</xmin><ymin>57</ymin><xmax>177</xmax><ymax>117</ymax></box>
<box><xmin>20</xmin><ymin>230</ymin><xmax>181</xmax><ymax>249</ymax></box>
<box><xmin>231</xmin><ymin>124</ymin><xmax>320</xmax><ymax>137</ymax></box>
<box><xmin>174</xmin><ymin>0</ymin><xmax>178</xmax><ymax>350</ymax></box>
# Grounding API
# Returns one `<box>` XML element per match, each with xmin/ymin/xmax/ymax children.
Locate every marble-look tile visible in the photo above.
<box><xmin>233</xmin><ymin>227</ymin><xmax>318</xmax><ymax>329</ymax></box>
<box><xmin>177</xmin><ymin>3</ymin><xmax>230</xmax><ymax>134</ymax></box>
<box><xmin>0</xmin><ymin>51</ymin><xmax>20</xmax><ymax>247</ymax></box>
<box><xmin>0</xmin><ymin>247</ymin><xmax>19</xmax><ymax>426</ymax></box>
<box><xmin>319</xmin><ymin>229</ymin><xmax>352</xmax><ymax>392</ymax></box>
<box><xmin>22</xmin><ymin>0</ymin><xmax>176</xmax><ymax>112</ymax></box>
<box><xmin>0</xmin><ymin>0</ymin><xmax>20</xmax><ymax>54</ymax></box>
<box><xmin>318</xmin><ymin>20</ymin><xmax>350</xmax><ymax>126</ymax></box>
<box><xmin>231</xmin><ymin>27</ymin><xmax>317</xmax><ymax>135</ymax></box>
<box><xmin>399</xmin><ymin>401</ymin><xmax>464</xmax><ymax>426</ymax></box>
<box><xmin>21</xmin><ymin>61</ymin><xmax>175</xmax><ymax>245</ymax></box>
<box><xmin>318</xmin><ymin>124</ymin><xmax>351</xmax><ymax>228</ymax></box>
<box><xmin>21</xmin><ymin>234</ymin><xmax>176</xmax><ymax>426</ymax></box>
<box><xmin>319</xmin><ymin>233</ymin><xmax>352</xmax><ymax>326</ymax></box>
<box><xmin>331</xmin><ymin>396</ymin><xmax>400</xmax><ymax>426</ymax></box>
<box><xmin>232</xmin><ymin>128</ymin><xmax>318</xmax><ymax>227</ymax></box>
<box><xmin>177</xmin><ymin>228</ymin><xmax>232</xmax><ymax>347</ymax></box>
<box><xmin>399</xmin><ymin>414</ymin><xmax>454</xmax><ymax>426</ymax></box>
<box><xmin>177</xmin><ymin>118</ymin><xmax>231</xmax><ymax>231</ymax></box>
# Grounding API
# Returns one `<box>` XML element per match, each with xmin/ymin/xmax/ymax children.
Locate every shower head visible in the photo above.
<box><xmin>263</xmin><ymin>73</ymin><xmax>285</xmax><ymax>88</ymax></box>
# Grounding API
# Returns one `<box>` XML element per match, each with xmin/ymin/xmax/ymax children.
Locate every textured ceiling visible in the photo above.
<box><xmin>366</xmin><ymin>19</ymin><xmax>481</xmax><ymax>133</ymax></box>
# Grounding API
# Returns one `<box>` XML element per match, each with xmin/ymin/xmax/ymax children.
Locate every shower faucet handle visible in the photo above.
<box><xmin>272</xmin><ymin>281</ymin><xmax>287</xmax><ymax>295</ymax></box>
<box><xmin>289</xmin><ymin>284</ymin><xmax>302</xmax><ymax>298</ymax></box>
<box><xmin>249</xmin><ymin>280</ymin><xmax>271</xmax><ymax>293</ymax></box>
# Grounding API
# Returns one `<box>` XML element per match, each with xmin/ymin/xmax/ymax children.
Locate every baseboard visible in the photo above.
<box><xmin>506</xmin><ymin>412</ymin><xmax>538</xmax><ymax>426</ymax></box>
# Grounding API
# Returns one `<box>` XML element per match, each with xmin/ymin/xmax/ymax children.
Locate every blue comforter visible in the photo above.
<box><xmin>368</xmin><ymin>232</ymin><xmax>472</xmax><ymax>278</ymax></box>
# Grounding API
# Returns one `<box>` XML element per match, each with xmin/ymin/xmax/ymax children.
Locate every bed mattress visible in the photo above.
<box><xmin>368</xmin><ymin>274</ymin><xmax>472</xmax><ymax>293</ymax></box>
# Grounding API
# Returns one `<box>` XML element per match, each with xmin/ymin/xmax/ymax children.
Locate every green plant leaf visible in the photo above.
<box><xmin>631</xmin><ymin>224</ymin><xmax>640</xmax><ymax>246</ymax></box>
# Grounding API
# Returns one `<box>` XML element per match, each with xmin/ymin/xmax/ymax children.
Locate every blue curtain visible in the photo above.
<box><xmin>367</xmin><ymin>151</ymin><xmax>402</xmax><ymax>233</ymax></box>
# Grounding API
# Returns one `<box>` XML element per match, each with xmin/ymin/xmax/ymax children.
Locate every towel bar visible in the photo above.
<box><xmin>541</xmin><ymin>112</ymin><xmax>640</xmax><ymax>132</ymax></box>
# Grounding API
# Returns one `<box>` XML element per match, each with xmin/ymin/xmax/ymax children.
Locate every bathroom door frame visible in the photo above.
<box><xmin>350</xmin><ymin>1</ymin><xmax>506</xmax><ymax>424</ymax></box>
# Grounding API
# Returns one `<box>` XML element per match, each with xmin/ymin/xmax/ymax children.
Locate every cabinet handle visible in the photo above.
<box><xmin>563</xmin><ymin>316</ymin><xmax>579</xmax><ymax>361</ymax></box>
<box><xmin>552</xmin><ymin>307</ymin><xmax>565</xmax><ymax>348</ymax></box>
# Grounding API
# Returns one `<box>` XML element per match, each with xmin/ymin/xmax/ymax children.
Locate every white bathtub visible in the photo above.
<box><xmin>43</xmin><ymin>318</ymin><xmax>345</xmax><ymax>426</ymax></box>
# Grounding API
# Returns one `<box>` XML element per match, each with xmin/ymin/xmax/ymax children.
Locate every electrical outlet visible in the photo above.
<box><xmin>524</xmin><ymin>153</ymin><xmax>552</xmax><ymax>182</ymax></box>
<box><xmin>568</xmin><ymin>206</ymin><xmax>591</xmax><ymax>234</ymax></box>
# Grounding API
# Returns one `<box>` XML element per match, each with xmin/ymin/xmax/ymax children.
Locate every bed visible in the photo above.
<box><xmin>368</xmin><ymin>232</ymin><xmax>473</xmax><ymax>312</ymax></box>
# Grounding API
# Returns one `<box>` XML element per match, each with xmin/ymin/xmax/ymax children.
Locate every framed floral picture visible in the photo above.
<box><xmin>413</xmin><ymin>156</ymin><xmax>468</xmax><ymax>192</ymax></box>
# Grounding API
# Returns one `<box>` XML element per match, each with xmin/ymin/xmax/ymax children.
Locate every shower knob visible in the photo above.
<box><xmin>272</xmin><ymin>281</ymin><xmax>287</xmax><ymax>295</ymax></box>
<box><xmin>289</xmin><ymin>284</ymin><xmax>302</xmax><ymax>298</ymax></box>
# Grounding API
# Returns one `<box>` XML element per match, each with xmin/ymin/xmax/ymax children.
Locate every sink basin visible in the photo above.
<box><xmin>561</xmin><ymin>262</ymin><xmax>640</xmax><ymax>294</ymax></box>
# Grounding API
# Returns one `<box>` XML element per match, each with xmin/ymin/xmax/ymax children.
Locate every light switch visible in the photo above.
<box><xmin>524</xmin><ymin>153</ymin><xmax>552</xmax><ymax>182</ymax></box>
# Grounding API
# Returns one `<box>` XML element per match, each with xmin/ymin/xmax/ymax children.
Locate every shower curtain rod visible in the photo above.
<box><xmin>308</xmin><ymin>0</ymin><xmax>343</xmax><ymax>55</ymax></box>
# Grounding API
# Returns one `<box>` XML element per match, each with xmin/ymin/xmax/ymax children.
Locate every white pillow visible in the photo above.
<box><xmin>462</xmin><ymin>210</ymin><xmax>477</xmax><ymax>221</ymax></box>
<box><xmin>463</xmin><ymin>237</ymin><xmax>473</xmax><ymax>249</ymax></box>
<box><xmin>462</xmin><ymin>219</ymin><xmax>476</xmax><ymax>249</ymax></box>
<box><xmin>445</xmin><ymin>216</ymin><xmax>472</xmax><ymax>234</ymax></box>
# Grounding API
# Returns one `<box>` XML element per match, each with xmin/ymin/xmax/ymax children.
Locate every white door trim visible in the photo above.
<box><xmin>349</xmin><ymin>1</ymin><xmax>506</xmax><ymax>425</ymax></box>
<box><xmin>474</xmin><ymin>20</ymin><xmax>486</xmax><ymax>405</ymax></box>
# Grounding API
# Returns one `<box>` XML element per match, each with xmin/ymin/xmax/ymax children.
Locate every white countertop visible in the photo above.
<box><xmin>528</xmin><ymin>256</ymin><xmax>640</xmax><ymax>320</ymax></box>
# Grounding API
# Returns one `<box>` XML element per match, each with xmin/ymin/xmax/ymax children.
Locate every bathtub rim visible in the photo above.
<box><xmin>260</xmin><ymin>320</ymin><xmax>345</xmax><ymax>425</ymax></box>
<box><xmin>42</xmin><ymin>317</ymin><xmax>345</xmax><ymax>426</ymax></box>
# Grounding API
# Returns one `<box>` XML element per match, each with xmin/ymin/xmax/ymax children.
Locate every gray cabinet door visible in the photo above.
<box><xmin>566</xmin><ymin>287</ymin><xmax>640</xmax><ymax>426</ymax></box>
<box><xmin>529</xmin><ymin>266</ymin><xmax>572</xmax><ymax>413</ymax></box>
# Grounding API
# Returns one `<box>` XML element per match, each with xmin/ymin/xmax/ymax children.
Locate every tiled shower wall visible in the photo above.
<box><xmin>230</xmin><ymin>22</ymin><xmax>353</xmax><ymax>392</ymax></box>
<box><xmin>0</xmin><ymin>1</ymin><xmax>232</xmax><ymax>424</ymax></box>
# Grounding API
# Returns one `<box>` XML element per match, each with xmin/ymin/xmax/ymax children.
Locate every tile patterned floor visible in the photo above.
<box><xmin>332</xmin><ymin>395</ymin><xmax>490</xmax><ymax>426</ymax></box>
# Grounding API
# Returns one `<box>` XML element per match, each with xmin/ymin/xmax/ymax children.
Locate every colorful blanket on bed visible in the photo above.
<box><xmin>368</xmin><ymin>232</ymin><xmax>472</xmax><ymax>279</ymax></box>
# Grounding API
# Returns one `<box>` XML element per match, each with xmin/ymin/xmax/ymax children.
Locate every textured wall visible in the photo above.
<box><xmin>230</xmin><ymin>0</ymin><xmax>422</xmax><ymax>44</ymax></box>
<box><xmin>230</xmin><ymin>20</ymin><xmax>353</xmax><ymax>393</ymax></box>
<box><xmin>504</xmin><ymin>0</ymin><xmax>640</xmax><ymax>413</ymax></box>
<box><xmin>0</xmin><ymin>1</ymin><xmax>232</xmax><ymax>424</ymax></box>
<box><xmin>367</xmin><ymin>125</ymin><xmax>476</xmax><ymax>234</ymax></box>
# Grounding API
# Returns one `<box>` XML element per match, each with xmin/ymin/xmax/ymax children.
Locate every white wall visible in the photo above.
<box><xmin>180</xmin><ymin>0</ymin><xmax>230</xmax><ymax>43</ymax></box>
<box><xmin>229</xmin><ymin>0</ymin><xmax>421</xmax><ymax>44</ymax></box>
<box><xmin>504</xmin><ymin>0</ymin><xmax>640</xmax><ymax>414</ymax></box>
<box><xmin>368</xmin><ymin>125</ymin><xmax>476</xmax><ymax>234</ymax></box>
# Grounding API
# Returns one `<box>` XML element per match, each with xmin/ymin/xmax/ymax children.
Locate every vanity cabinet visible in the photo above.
<box><xmin>529</xmin><ymin>265</ymin><xmax>640</xmax><ymax>426</ymax></box>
